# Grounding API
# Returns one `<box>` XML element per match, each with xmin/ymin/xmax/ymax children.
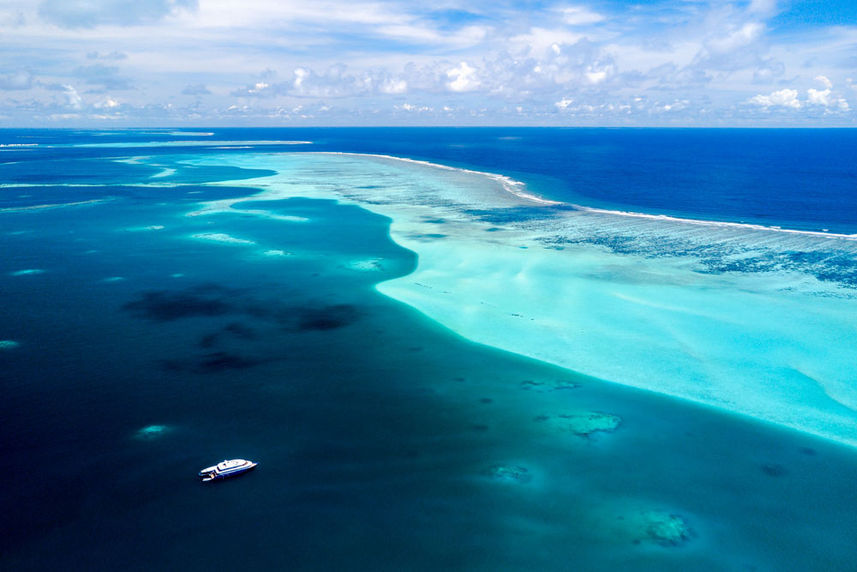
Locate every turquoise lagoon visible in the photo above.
<box><xmin>1</xmin><ymin>129</ymin><xmax>857</xmax><ymax>570</ymax></box>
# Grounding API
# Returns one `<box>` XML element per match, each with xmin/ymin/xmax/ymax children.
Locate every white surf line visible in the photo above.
<box><xmin>318</xmin><ymin>152</ymin><xmax>563</xmax><ymax>206</ymax></box>
<box><xmin>317</xmin><ymin>151</ymin><xmax>857</xmax><ymax>241</ymax></box>
<box><xmin>319</xmin><ymin>152</ymin><xmax>857</xmax><ymax>243</ymax></box>
<box><xmin>575</xmin><ymin>205</ymin><xmax>857</xmax><ymax>241</ymax></box>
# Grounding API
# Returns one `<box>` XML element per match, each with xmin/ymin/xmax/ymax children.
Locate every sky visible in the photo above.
<box><xmin>1</xmin><ymin>0</ymin><xmax>856</xmax><ymax>126</ymax></box>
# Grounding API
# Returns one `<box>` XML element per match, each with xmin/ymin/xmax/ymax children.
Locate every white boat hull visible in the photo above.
<box><xmin>199</xmin><ymin>459</ymin><xmax>257</xmax><ymax>481</ymax></box>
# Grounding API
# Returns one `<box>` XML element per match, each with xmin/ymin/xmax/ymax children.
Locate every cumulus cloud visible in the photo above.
<box><xmin>62</xmin><ymin>84</ymin><xmax>83</xmax><ymax>110</ymax></box>
<box><xmin>380</xmin><ymin>78</ymin><xmax>407</xmax><ymax>94</ymax></box>
<box><xmin>749</xmin><ymin>88</ymin><xmax>801</xmax><ymax>109</ymax></box>
<box><xmin>231</xmin><ymin>81</ymin><xmax>276</xmax><ymax>97</ymax></box>
<box><xmin>510</xmin><ymin>27</ymin><xmax>584</xmax><ymax>58</ymax></box>
<box><xmin>585</xmin><ymin>61</ymin><xmax>613</xmax><ymax>84</ymax></box>
<box><xmin>290</xmin><ymin>65</ymin><xmax>373</xmax><ymax>98</ymax></box>
<box><xmin>555</xmin><ymin>97</ymin><xmax>574</xmax><ymax>109</ymax></box>
<box><xmin>446</xmin><ymin>62</ymin><xmax>480</xmax><ymax>92</ymax></box>
<box><xmin>806</xmin><ymin>76</ymin><xmax>849</xmax><ymax>111</ymax></box>
<box><xmin>397</xmin><ymin>102</ymin><xmax>432</xmax><ymax>112</ymax></box>
<box><xmin>38</xmin><ymin>0</ymin><xmax>198</xmax><ymax>28</ymax></box>
<box><xmin>0</xmin><ymin>0</ymin><xmax>853</xmax><ymax>125</ymax></box>
<box><xmin>227</xmin><ymin>65</ymin><xmax>410</xmax><ymax>99</ymax></box>
<box><xmin>93</xmin><ymin>96</ymin><xmax>121</xmax><ymax>109</ymax></box>
<box><xmin>807</xmin><ymin>86</ymin><xmax>831</xmax><ymax>106</ymax></box>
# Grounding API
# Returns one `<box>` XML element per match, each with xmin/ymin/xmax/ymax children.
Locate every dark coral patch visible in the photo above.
<box><xmin>761</xmin><ymin>463</ymin><xmax>788</xmax><ymax>477</ymax></box>
<box><xmin>195</xmin><ymin>352</ymin><xmax>259</xmax><ymax>373</ymax></box>
<box><xmin>297</xmin><ymin>304</ymin><xmax>360</xmax><ymax>331</ymax></box>
<box><xmin>122</xmin><ymin>284</ymin><xmax>235</xmax><ymax>321</ymax></box>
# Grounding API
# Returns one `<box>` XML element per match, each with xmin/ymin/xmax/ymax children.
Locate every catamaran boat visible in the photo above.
<box><xmin>198</xmin><ymin>459</ymin><xmax>257</xmax><ymax>482</ymax></box>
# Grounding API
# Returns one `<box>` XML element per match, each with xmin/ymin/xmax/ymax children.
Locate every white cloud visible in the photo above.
<box><xmin>806</xmin><ymin>76</ymin><xmax>849</xmax><ymax>111</ymax></box>
<box><xmin>226</xmin><ymin>65</ymin><xmax>411</xmax><ymax>99</ymax></box>
<box><xmin>380</xmin><ymin>78</ymin><xmax>407</xmax><ymax>94</ymax></box>
<box><xmin>94</xmin><ymin>96</ymin><xmax>120</xmax><ymax>109</ymax></box>
<box><xmin>510</xmin><ymin>27</ymin><xmax>584</xmax><ymax>58</ymax></box>
<box><xmin>815</xmin><ymin>75</ymin><xmax>833</xmax><ymax>90</ymax></box>
<box><xmin>659</xmin><ymin>99</ymin><xmax>690</xmax><ymax>112</ymax></box>
<box><xmin>293</xmin><ymin>68</ymin><xmax>309</xmax><ymax>90</ymax></box>
<box><xmin>807</xmin><ymin>87</ymin><xmax>830</xmax><ymax>106</ymax></box>
<box><xmin>749</xmin><ymin>88</ymin><xmax>801</xmax><ymax>109</ymax></box>
<box><xmin>748</xmin><ymin>0</ymin><xmax>779</xmax><ymax>17</ymax></box>
<box><xmin>398</xmin><ymin>102</ymin><xmax>431</xmax><ymax>112</ymax></box>
<box><xmin>0</xmin><ymin>0</ymin><xmax>854</xmax><ymax>125</ymax></box>
<box><xmin>559</xmin><ymin>6</ymin><xmax>605</xmax><ymax>26</ymax></box>
<box><xmin>62</xmin><ymin>84</ymin><xmax>82</xmax><ymax>109</ymax></box>
<box><xmin>585</xmin><ymin>60</ymin><xmax>613</xmax><ymax>84</ymax></box>
<box><xmin>446</xmin><ymin>62</ymin><xmax>479</xmax><ymax>92</ymax></box>
<box><xmin>555</xmin><ymin>97</ymin><xmax>573</xmax><ymax>109</ymax></box>
<box><xmin>585</xmin><ymin>70</ymin><xmax>607</xmax><ymax>84</ymax></box>
<box><xmin>706</xmin><ymin>22</ymin><xmax>765</xmax><ymax>55</ymax></box>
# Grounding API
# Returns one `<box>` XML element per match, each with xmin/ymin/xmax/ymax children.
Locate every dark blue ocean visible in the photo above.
<box><xmin>2</xmin><ymin>128</ymin><xmax>857</xmax><ymax>570</ymax></box>
<box><xmin>3</xmin><ymin>128</ymin><xmax>857</xmax><ymax>233</ymax></box>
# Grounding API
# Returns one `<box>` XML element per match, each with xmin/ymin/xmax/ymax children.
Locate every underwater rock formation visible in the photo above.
<box><xmin>535</xmin><ymin>411</ymin><xmax>621</xmax><ymax>437</ymax></box>
<box><xmin>485</xmin><ymin>464</ymin><xmax>532</xmax><ymax>484</ymax></box>
<box><xmin>134</xmin><ymin>425</ymin><xmax>170</xmax><ymax>440</ymax></box>
<box><xmin>638</xmin><ymin>511</ymin><xmax>694</xmax><ymax>547</ymax></box>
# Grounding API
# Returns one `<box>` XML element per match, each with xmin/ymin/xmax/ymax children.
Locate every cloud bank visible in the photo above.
<box><xmin>1</xmin><ymin>0</ymin><xmax>855</xmax><ymax>125</ymax></box>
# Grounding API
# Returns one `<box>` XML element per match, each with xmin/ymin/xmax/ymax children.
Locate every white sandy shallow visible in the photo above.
<box><xmin>188</xmin><ymin>151</ymin><xmax>857</xmax><ymax>446</ymax></box>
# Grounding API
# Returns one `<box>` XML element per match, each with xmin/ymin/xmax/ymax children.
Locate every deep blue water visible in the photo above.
<box><xmin>2</xmin><ymin>129</ymin><xmax>857</xmax><ymax>570</ymax></box>
<box><xmin>3</xmin><ymin>127</ymin><xmax>857</xmax><ymax>233</ymax></box>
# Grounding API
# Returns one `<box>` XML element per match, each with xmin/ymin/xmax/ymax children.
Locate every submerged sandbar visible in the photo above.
<box><xmin>190</xmin><ymin>151</ymin><xmax>857</xmax><ymax>446</ymax></box>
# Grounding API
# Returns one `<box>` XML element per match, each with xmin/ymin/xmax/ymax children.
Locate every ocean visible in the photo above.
<box><xmin>1</xmin><ymin>128</ymin><xmax>856</xmax><ymax>570</ymax></box>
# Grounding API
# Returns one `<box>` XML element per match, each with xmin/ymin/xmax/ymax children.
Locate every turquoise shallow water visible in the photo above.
<box><xmin>2</xmin><ymin>129</ymin><xmax>857</xmax><ymax>570</ymax></box>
